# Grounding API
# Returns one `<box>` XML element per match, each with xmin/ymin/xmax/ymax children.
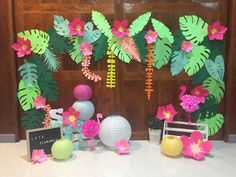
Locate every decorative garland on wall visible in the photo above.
<box><xmin>12</xmin><ymin>11</ymin><xmax>227</xmax><ymax>136</ymax></box>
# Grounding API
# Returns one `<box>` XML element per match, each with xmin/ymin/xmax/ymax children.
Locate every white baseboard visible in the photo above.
<box><xmin>0</xmin><ymin>134</ymin><xmax>16</xmax><ymax>143</ymax></box>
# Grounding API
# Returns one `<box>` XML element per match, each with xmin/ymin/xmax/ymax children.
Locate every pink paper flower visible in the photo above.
<box><xmin>180</xmin><ymin>131</ymin><xmax>213</xmax><ymax>160</ymax></box>
<box><xmin>31</xmin><ymin>149</ymin><xmax>47</xmax><ymax>163</ymax></box>
<box><xmin>190</xmin><ymin>85</ymin><xmax>209</xmax><ymax>103</ymax></box>
<box><xmin>156</xmin><ymin>104</ymin><xmax>177</xmax><ymax>123</ymax></box>
<box><xmin>115</xmin><ymin>139</ymin><xmax>130</xmax><ymax>154</ymax></box>
<box><xmin>80</xmin><ymin>41</ymin><xmax>93</xmax><ymax>56</ymax></box>
<box><xmin>180</xmin><ymin>95</ymin><xmax>201</xmax><ymax>113</ymax></box>
<box><xmin>181</xmin><ymin>41</ymin><xmax>192</xmax><ymax>52</ymax></box>
<box><xmin>12</xmin><ymin>37</ymin><xmax>32</xmax><ymax>58</ymax></box>
<box><xmin>111</xmin><ymin>20</ymin><xmax>129</xmax><ymax>38</ymax></box>
<box><xmin>62</xmin><ymin>107</ymin><xmax>80</xmax><ymax>128</ymax></box>
<box><xmin>81</xmin><ymin>120</ymin><xmax>100</xmax><ymax>139</ymax></box>
<box><xmin>145</xmin><ymin>30</ymin><xmax>158</xmax><ymax>44</ymax></box>
<box><xmin>33</xmin><ymin>96</ymin><xmax>46</xmax><ymax>110</ymax></box>
<box><xmin>208</xmin><ymin>21</ymin><xmax>227</xmax><ymax>40</ymax></box>
<box><xmin>68</xmin><ymin>17</ymin><xmax>85</xmax><ymax>36</ymax></box>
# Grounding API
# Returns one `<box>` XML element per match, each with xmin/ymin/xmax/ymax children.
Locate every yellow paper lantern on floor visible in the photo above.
<box><xmin>161</xmin><ymin>136</ymin><xmax>183</xmax><ymax>157</ymax></box>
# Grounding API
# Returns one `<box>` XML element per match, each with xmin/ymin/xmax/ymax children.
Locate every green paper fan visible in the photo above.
<box><xmin>17</xmin><ymin>80</ymin><xmax>41</xmax><ymax>111</ymax></box>
<box><xmin>179</xmin><ymin>15</ymin><xmax>208</xmax><ymax>45</ymax></box>
<box><xmin>18</xmin><ymin>29</ymin><xmax>49</xmax><ymax>54</ymax></box>
<box><xmin>43</xmin><ymin>48</ymin><xmax>61</xmax><ymax>72</ymax></box>
<box><xmin>153</xmin><ymin>38</ymin><xmax>172</xmax><ymax>69</ymax></box>
<box><xmin>39</xmin><ymin>79</ymin><xmax>58</xmax><ymax>102</ymax></box>
<box><xmin>184</xmin><ymin>45</ymin><xmax>210</xmax><ymax>76</ymax></box>
<box><xmin>170</xmin><ymin>50</ymin><xmax>188</xmax><ymax>76</ymax></box>
<box><xmin>151</xmin><ymin>18</ymin><xmax>174</xmax><ymax>44</ymax></box>
<box><xmin>197</xmin><ymin>114</ymin><xmax>224</xmax><ymax>136</ymax></box>
<box><xmin>84</xmin><ymin>22</ymin><xmax>101</xmax><ymax>44</ymax></box>
<box><xmin>203</xmin><ymin>77</ymin><xmax>225</xmax><ymax>103</ymax></box>
<box><xmin>93</xmin><ymin>33</ymin><xmax>108</xmax><ymax>62</ymax></box>
<box><xmin>129</xmin><ymin>12</ymin><xmax>152</xmax><ymax>37</ymax></box>
<box><xmin>54</xmin><ymin>15</ymin><xmax>70</xmax><ymax>37</ymax></box>
<box><xmin>133</xmin><ymin>31</ymin><xmax>147</xmax><ymax>64</ymax></box>
<box><xmin>69</xmin><ymin>36</ymin><xmax>83</xmax><ymax>64</ymax></box>
<box><xmin>21</xmin><ymin>108</ymin><xmax>45</xmax><ymax>130</ymax></box>
<box><xmin>92</xmin><ymin>11</ymin><xmax>112</xmax><ymax>39</ymax></box>
<box><xmin>18</xmin><ymin>60</ymin><xmax>38</xmax><ymax>88</ymax></box>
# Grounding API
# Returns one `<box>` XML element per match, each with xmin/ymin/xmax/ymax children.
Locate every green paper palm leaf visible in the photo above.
<box><xmin>43</xmin><ymin>48</ymin><xmax>61</xmax><ymax>72</ymax></box>
<box><xmin>17</xmin><ymin>80</ymin><xmax>41</xmax><ymax>111</ymax></box>
<box><xmin>21</xmin><ymin>108</ymin><xmax>45</xmax><ymax>130</ymax></box>
<box><xmin>93</xmin><ymin>33</ymin><xmax>108</xmax><ymax>62</ymax></box>
<box><xmin>197</xmin><ymin>114</ymin><xmax>224</xmax><ymax>136</ymax></box>
<box><xmin>84</xmin><ymin>22</ymin><xmax>101</xmax><ymax>44</ymax></box>
<box><xmin>203</xmin><ymin>77</ymin><xmax>225</xmax><ymax>103</ymax></box>
<box><xmin>92</xmin><ymin>11</ymin><xmax>112</xmax><ymax>39</ymax></box>
<box><xmin>18</xmin><ymin>29</ymin><xmax>49</xmax><ymax>54</ymax></box>
<box><xmin>133</xmin><ymin>31</ymin><xmax>147</xmax><ymax>64</ymax></box>
<box><xmin>54</xmin><ymin>15</ymin><xmax>70</xmax><ymax>37</ymax></box>
<box><xmin>18</xmin><ymin>61</ymin><xmax>38</xmax><ymax>88</ymax></box>
<box><xmin>151</xmin><ymin>18</ymin><xmax>174</xmax><ymax>44</ymax></box>
<box><xmin>179</xmin><ymin>15</ymin><xmax>208</xmax><ymax>45</ymax></box>
<box><xmin>39</xmin><ymin>79</ymin><xmax>58</xmax><ymax>102</ymax></box>
<box><xmin>129</xmin><ymin>12</ymin><xmax>152</xmax><ymax>37</ymax></box>
<box><xmin>69</xmin><ymin>36</ymin><xmax>83</xmax><ymax>64</ymax></box>
<box><xmin>170</xmin><ymin>50</ymin><xmax>188</xmax><ymax>76</ymax></box>
<box><xmin>153</xmin><ymin>38</ymin><xmax>172</xmax><ymax>69</ymax></box>
<box><xmin>184</xmin><ymin>45</ymin><xmax>210</xmax><ymax>76</ymax></box>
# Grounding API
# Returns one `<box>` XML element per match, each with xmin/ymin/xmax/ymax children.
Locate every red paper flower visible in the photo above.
<box><xmin>12</xmin><ymin>37</ymin><xmax>32</xmax><ymax>58</ymax></box>
<box><xmin>32</xmin><ymin>149</ymin><xmax>47</xmax><ymax>163</ymax></box>
<box><xmin>180</xmin><ymin>131</ymin><xmax>213</xmax><ymax>160</ymax></box>
<box><xmin>156</xmin><ymin>104</ymin><xmax>177</xmax><ymax>123</ymax></box>
<box><xmin>68</xmin><ymin>17</ymin><xmax>85</xmax><ymax>36</ymax></box>
<box><xmin>62</xmin><ymin>107</ymin><xmax>80</xmax><ymax>128</ymax></box>
<box><xmin>208</xmin><ymin>21</ymin><xmax>227</xmax><ymax>40</ymax></box>
<box><xmin>181</xmin><ymin>41</ymin><xmax>192</xmax><ymax>52</ymax></box>
<box><xmin>33</xmin><ymin>96</ymin><xmax>46</xmax><ymax>110</ymax></box>
<box><xmin>80</xmin><ymin>41</ymin><xmax>93</xmax><ymax>56</ymax></box>
<box><xmin>190</xmin><ymin>85</ymin><xmax>209</xmax><ymax>103</ymax></box>
<box><xmin>111</xmin><ymin>20</ymin><xmax>129</xmax><ymax>38</ymax></box>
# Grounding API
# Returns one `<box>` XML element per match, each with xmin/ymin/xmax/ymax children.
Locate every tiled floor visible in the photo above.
<box><xmin>0</xmin><ymin>140</ymin><xmax>235</xmax><ymax>177</ymax></box>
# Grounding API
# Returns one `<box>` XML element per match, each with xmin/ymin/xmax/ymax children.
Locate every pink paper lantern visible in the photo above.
<box><xmin>73</xmin><ymin>84</ymin><xmax>92</xmax><ymax>101</ymax></box>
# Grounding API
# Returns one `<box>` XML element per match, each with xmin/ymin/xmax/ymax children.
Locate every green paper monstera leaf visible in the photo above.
<box><xmin>197</xmin><ymin>114</ymin><xmax>224</xmax><ymax>136</ymax></box>
<box><xmin>129</xmin><ymin>12</ymin><xmax>152</xmax><ymax>36</ymax></box>
<box><xmin>21</xmin><ymin>108</ymin><xmax>45</xmax><ymax>130</ymax></box>
<box><xmin>133</xmin><ymin>31</ymin><xmax>147</xmax><ymax>64</ymax></box>
<box><xmin>18</xmin><ymin>60</ymin><xmax>38</xmax><ymax>88</ymax></box>
<box><xmin>192</xmin><ymin>66</ymin><xmax>210</xmax><ymax>85</ymax></box>
<box><xmin>54</xmin><ymin>15</ymin><xmax>70</xmax><ymax>37</ymax></box>
<box><xmin>179</xmin><ymin>15</ymin><xmax>208</xmax><ymax>45</ymax></box>
<box><xmin>18</xmin><ymin>29</ymin><xmax>49</xmax><ymax>54</ymax></box>
<box><xmin>17</xmin><ymin>80</ymin><xmax>41</xmax><ymax>111</ymax></box>
<box><xmin>153</xmin><ymin>38</ymin><xmax>172</xmax><ymax>69</ymax></box>
<box><xmin>184</xmin><ymin>45</ymin><xmax>210</xmax><ymax>76</ymax></box>
<box><xmin>92</xmin><ymin>11</ymin><xmax>112</xmax><ymax>39</ymax></box>
<box><xmin>203</xmin><ymin>77</ymin><xmax>225</xmax><ymax>103</ymax></box>
<box><xmin>69</xmin><ymin>36</ymin><xmax>83</xmax><ymax>64</ymax></box>
<box><xmin>93</xmin><ymin>33</ymin><xmax>108</xmax><ymax>62</ymax></box>
<box><xmin>205</xmin><ymin>55</ymin><xmax>224</xmax><ymax>83</ymax></box>
<box><xmin>170</xmin><ymin>50</ymin><xmax>188</xmax><ymax>76</ymax></box>
<box><xmin>39</xmin><ymin>79</ymin><xmax>58</xmax><ymax>102</ymax></box>
<box><xmin>151</xmin><ymin>18</ymin><xmax>174</xmax><ymax>44</ymax></box>
<box><xmin>84</xmin><ymin>22</ymin><xmax>101</xmax><ymax>44</ymax></box>
<box><xmin>43</xmin><ymin>48</ymin><xmax>61</xmax><ymax>72</ymax></box>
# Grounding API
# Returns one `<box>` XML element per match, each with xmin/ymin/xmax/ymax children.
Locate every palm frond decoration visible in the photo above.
<box><xmin>43</xmin><ymin>48</ymin><xmax>61</xmax><ymax>72</ymax></box>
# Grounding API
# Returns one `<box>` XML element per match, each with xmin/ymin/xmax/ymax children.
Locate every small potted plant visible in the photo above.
<box><xmin>147</xmin><ymin>117</ymin><xmax>163</xmax><ymax>144</ymax></box>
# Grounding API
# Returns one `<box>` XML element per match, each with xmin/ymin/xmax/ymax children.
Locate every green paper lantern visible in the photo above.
<box><xmin>51</xmin><ymin>139</ymin><xmax>74</xmax><ymax>160</ymax></box>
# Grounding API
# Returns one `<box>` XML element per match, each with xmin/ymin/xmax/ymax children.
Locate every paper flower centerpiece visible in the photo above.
<box><xmin>12</xmin><ymin>37</ymin><xmax>32</xmax><ymax>58</ymax></box>
<box><xmin>31</xmin><ymin>149</ymin><xmax>47</xmax><ymax>163</ymax></box>
<box><xmin>181</xmin><ymin>41</ymin><xmax>192</xmax><ymax>52</ymax></box>
<box><xmin>180</xmin><ymin>131</ymin><xmax>213</xmax><ymax>160</ymax></box>
<box><xmin>112</xmin><ymin>20</ymin><xmax>129</xmax><ymax>38</ymax></box>
<box><xmin>68</xmin><ymin>17</ymin><xmax>85</xmax><ymax>36</ymax></box>
<box><xmin>62</xmin><ymin>107</ymin><xmax>80</xmax><ymax>128</ymax></box>
<box><xmin>156</xmin><ymin>104</ymin><xmax>177</xmax><ymax>123</ymax></box>
<box><xmin>33</xmin><ymin>96</ymin><xmax>46</xmax><ymax>110</ymax></box>
<box><xmin>145</xmin><ymin>30</ymin><xmax>158</xmax><ymax>44</ymax></box>
<box><xmin>80</xmin><ymin>41</ymin><xmax>93</xmax><ymax>56</ymax></box>
<box><xmin>208</xmin><ymin>21</ymin><xmax>227</xmax><ymax>40</ymax></box>
<box><xmin>115</xmin><ymin>139</ymin><xmax>130</xmax><ymax>154</ymax></box>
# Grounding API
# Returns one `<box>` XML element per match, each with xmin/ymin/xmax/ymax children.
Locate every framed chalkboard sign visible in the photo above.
<box><xmin>26</xmin><ymin>126</ymin><xmax>62</xmax><ymax>161</ymax></box>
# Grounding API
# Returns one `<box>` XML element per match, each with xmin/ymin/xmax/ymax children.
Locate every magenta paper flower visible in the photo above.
<box><xmin>156</xmin><ymin>104</ymin><xmax>177</xmax><ymax>123</ymax></box>
<box><xmin>181</xmin><ymin>41</ymin><xmax>192</xmax><ymax>52</ymax></box>
<box><xmin>190</xmin><ymin>85</ymin><xmax>209</xmax><ymax>103</ymax></box>
<box><xmin>115</xmin><ymin>139</ymin><xmax>130</xmax><ymax>154</ymax></box>
<box><xmin>145</xmin><ymin>30</ymin><xmax>158</xmax><ymax>44</ymax></box>
<box><xmin>80</xmin><ymin>41</ymin><xmax>93</xmax><ymax>56</ymax></box>
<box><xmin>33</xmin><ymin>96</ymin><xmax>46</xmax><ymax>110</ymax></box>
<box><xmin>68</xmin><ymin>17</ymin><xmax>85</xmax><ymax>36</ymax></box>
<box><xmin>12</xmin><ymin>37</ymin><xmax>32</xmax><ymax>58</ymax></box>
<box><xmin>180</xmin><ymin>131</ymin><xmax>213</xmax><ymax>160</ymax></box>
<box><xmin>31</xmin><ymin>149</ymin><xmax>47</xmax><ymax>163</ymax></box>
<box><xmin>180</xmin><ymin>95</ymin><xmax>201</xmax><ymax>113</ymax></box>
<box><xmin>208</xmin><ymin>21</ymin><xmax>227</xmax><ymax>40</ymax></box>
<box><xmin>81</xmin><ymin>120</ymin><xmax>100</xmax><ymax>139</ymax></box>
<box><xmin>62</xmin><ymin>107</ymin><xmax>80</xmax><ymax>128</ymax></box>
<box><xmin>111</xmin><ymin>20</ymin><xmax>129</xmax><ymax>38</ymax></box>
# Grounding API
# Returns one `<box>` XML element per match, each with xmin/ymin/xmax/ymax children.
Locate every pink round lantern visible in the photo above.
<box><xmin>73</xmin><ymin>84</ymin><xmax>92</xmax><ymax>101</ymax></box>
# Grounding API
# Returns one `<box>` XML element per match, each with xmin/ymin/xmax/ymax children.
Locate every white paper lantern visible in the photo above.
<box><xmin>72</xmin><ymin>101</ymin><xmax>95</xmax><ymax>121</ymax></box>
<box><xmin>99</xmin><ymin>115</ymin><xmax>132</xmax><ymax>148</ymax></box>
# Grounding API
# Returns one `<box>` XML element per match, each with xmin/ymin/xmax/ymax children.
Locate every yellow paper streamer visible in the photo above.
<box><xmin>106</xmin><ymin>49</ymin><xmax>116</xmax><ymax>88</ymax></box>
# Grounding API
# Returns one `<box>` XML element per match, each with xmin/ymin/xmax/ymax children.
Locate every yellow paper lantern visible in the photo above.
<box><xmin>161</xmin><ymin>136</ymin><xmax>183</xmax><ymax>157</ymax></box>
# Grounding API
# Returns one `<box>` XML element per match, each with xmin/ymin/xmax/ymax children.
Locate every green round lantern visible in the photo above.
<box><xmin>51</xmin><ymin>139</ymin><xmax>74</xmax><ymax>160</ymax></box>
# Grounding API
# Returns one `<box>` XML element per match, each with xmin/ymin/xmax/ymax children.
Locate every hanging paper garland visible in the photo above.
<box><xmin>106</xmin><ymin>49</ymin><xmax>116</xmax><ymax>88</ymax></box>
